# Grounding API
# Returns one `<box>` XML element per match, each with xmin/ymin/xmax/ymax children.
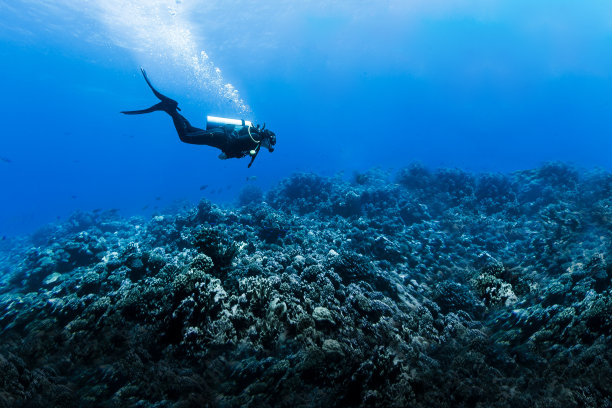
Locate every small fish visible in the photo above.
<box><xmin>199</xmin><ymin>184</ymin><xmax>208</xmax><ymax>191</ymax></box>
<box><xmin>142</xmin><ymin>205</ymin><xmax>149</xmax><ymax>210</ymax></box>
<box><xmin>108</xmin><ymin>208</ymin><xmax>120</xmax><ymax>214</ymax></box>
<box><xmin>246</xmin><ymin>176</ymin><xmax>257</xmax><ymax>182</ymax></box>
<box><xmin>155</xmin><ymin>196</ymin><xmax>161</xmax><ymax>201</ymax></box>
<box><xmin>93</xmin><ymin>208</ymin><xmax>102</xmax><ymax>213</ymax></box>
<box><xmin>71</xmin><ymin>195</ymin><xmax>77</xmax><ymax>199</ymax></box>
<box><xmin>0</xmin><ymin>157</ymin><xmax>12</xmax><ymax>163</ymax></box>
<box><xmin>1</xmin><ymin>236</ymin><xmax>6</xmax><ymax>241</ymax></box>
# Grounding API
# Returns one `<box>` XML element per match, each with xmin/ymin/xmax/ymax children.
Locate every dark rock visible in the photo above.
<box><xmin>1</xmin><ymin>163</ymin><xmax>612</xmax><ymax>407</ymax></box>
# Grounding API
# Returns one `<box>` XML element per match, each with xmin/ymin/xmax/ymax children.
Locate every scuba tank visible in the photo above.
<box><xmin>206</xmin><ymin>116</ymin><xmax>252</xmax><ymax>131</ymax></box>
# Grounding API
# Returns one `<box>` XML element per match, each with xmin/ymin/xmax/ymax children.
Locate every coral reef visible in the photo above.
<box><xmin>0</xmin><ymin>162</ymin><xmax>611</xmax><ymax>407</ymax></box>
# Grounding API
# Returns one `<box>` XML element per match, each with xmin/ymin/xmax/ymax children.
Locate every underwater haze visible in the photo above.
<box><xmin>1</xmin><ymin>0</ymin><xmax>612</xmax><ymax>235</ymax></box>
<box><xmin>2</xmin><ymin>1</ymin><xmax>612</xmax><ymax>407</ymax></box>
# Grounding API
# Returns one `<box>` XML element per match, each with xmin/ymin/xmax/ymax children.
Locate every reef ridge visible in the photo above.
<box><xmin>0</xmin><ymin>162</ymin><xmax>611</xmax><ymax>407</ymax></box>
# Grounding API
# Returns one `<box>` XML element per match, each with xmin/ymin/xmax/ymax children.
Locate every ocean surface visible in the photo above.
<box><xmin>1</xmin><ymin>1</ymin><xmax>612</xmax><ymax>407</ymax></box>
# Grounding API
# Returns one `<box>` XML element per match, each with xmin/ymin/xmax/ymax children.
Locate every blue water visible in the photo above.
<box><xmin>2</xmin><ymin>0</ymin><xmax>612</xmax><ymax>236</ymax></box>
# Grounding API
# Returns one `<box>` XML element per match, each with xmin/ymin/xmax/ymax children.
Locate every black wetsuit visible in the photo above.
<box><xmin>122</xmin><ymin>69</ymin><xmax>275</xmax><ymax>167</ymax></box>
<box><xmin>169</xmin><ymin>112</ymin><xmax>260</xmax><ymax>159</ymax></box>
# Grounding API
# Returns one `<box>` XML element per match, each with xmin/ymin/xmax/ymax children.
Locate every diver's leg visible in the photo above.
<box><xmin>167</xmin><ymin>110</ymin><xmax>207</xmax><ymax>144</ymax></box>
<box><xmin>167</xmin><ymin>110</ymin><xmax>227</xmax><ymax>149</ymax></box>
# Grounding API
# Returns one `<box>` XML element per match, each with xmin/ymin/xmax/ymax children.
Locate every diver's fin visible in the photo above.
<box><xmin>141</xmin><ymin>68</ymin><xmax>166</xmax><ymax>101</ymax></box>
<box><xmin>121</xmin><ymin>102</ymin><xmax>166</xmax><ymax>115</ymax></box>
<box><xmin>140</xmin><ymin>68</ymin><xmax>180</xmax><ymax>111</ymax></box>
<box><xmin>122</xmin><ymin>69</ymin><xmax>181</xmax><ymax>114</ymax></box>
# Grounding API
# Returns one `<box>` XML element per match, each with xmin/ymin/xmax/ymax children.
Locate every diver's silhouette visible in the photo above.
<box><xmin>122</xmin><ymin>69</ymin><xmax>276</xmax><ymax>168</ymax></box>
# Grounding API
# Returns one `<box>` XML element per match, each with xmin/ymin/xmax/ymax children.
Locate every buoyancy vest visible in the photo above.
<box><xmin>206</xmin><ymin>116</ymin><xmax>260</xmax><ymax>158</ymax></box>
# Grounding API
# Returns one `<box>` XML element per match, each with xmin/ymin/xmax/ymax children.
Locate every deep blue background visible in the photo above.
<box><xmin>1</xmin><ymin>1</ymin><xmax>612</xmax><ymax>236</ymax></box>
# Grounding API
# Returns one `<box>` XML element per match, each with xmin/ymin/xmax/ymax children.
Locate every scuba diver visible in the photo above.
<box><xmin>122</xmin><ymin>69</ymin><xmax>276</xmax><ymax>168</ymax></box>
